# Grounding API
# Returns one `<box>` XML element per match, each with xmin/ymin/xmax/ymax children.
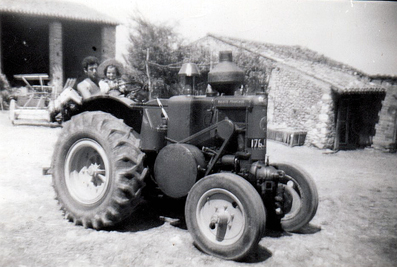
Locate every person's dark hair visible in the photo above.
<box><xmin>82</xmin><ymin>56</ymin><xmax>99</xmax><ymax>70</ymax></box>
<box><xmin>104</xmin><ymin>65</ymin><xmax>121</xmax><ymax>77</ymax></box>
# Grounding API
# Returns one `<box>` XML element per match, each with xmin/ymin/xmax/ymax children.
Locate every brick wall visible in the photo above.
<box><xmin>49</xmin><ymin>21</ymin><xmax>63</xmax><ymax>94</ymax></box>
<box><xmin>101</xmin><ymin>26</ymin><xmax>116</xmax><ymax>61</ymax></box>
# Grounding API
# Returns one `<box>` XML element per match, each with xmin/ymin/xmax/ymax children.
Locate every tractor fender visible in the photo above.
<box><xmin>73</xmin><ymin>95</ymin><xmax>144</xmax><ymax>133</ymax></box>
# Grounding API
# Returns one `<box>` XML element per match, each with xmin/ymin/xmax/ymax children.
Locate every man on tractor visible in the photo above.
<box><xmin>48</xmin><ymin>56</ymin><xmax>101</xmax><ymax>121</ymax></box>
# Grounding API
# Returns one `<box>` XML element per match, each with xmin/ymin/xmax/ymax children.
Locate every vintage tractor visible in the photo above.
<box><xmin>51</xmin><ymin>51</ymin><xmax>318</xmax><ymax>260</ymax></box>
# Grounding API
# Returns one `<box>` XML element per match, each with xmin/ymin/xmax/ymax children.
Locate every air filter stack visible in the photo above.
<box><xmin>208</xmin><ymin>51</ymin><xmax>244</xmax><ymax>95</ymax></box>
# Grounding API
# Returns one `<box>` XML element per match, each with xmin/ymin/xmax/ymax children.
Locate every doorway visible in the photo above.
<box><xmin>1</xmin><ymin>14</ymin><xmax>49</xmax><ymax>86</ymax></box>
<box><xmin>63</xmin><ymin>21</ymin><xmax>102</xmax><ymax>83</ymax></box>
<box><xmin>334</xmin><ymin>92</ymin><xmax>385</xmax><ymax>150</ymax></box>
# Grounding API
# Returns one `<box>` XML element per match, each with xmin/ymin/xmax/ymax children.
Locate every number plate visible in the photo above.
<box><xmin>248</xmin><ymin>138</ymin><xmax>266</xmax><ymax>149</ymax></box>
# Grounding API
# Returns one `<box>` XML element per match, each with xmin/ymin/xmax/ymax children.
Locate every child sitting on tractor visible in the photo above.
<box><xmin>98</xmin><ymin>59</ymin><xmax>126</xmax><ymax>97</ymax></box>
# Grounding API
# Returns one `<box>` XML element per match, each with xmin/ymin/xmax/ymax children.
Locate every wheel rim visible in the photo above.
<box><xmin>65</xmin><ymin>139</ymin><xmax>110</xmax><ymax>205</ymax></box>
<box><xmin>196</xmin><ymin>188</ymin><xmax>246</xmax><ymax>246</ymax></box>
<box><xmin>281</xmin><ymin>177</ymin><xmax>302</xmax><ymax>221</ymax></box>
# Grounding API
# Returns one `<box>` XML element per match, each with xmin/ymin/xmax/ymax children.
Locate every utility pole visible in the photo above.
<box><xmin>145</xmin><ymin>48</ymin><xmax>152</xmax><ymax>99</ymax></box>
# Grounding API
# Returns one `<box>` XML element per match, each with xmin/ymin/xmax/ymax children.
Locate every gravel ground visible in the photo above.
<box><xmin>0</xmin><ymin>110</ymin><xmax>396</xmax><ymax>267</ymax></box>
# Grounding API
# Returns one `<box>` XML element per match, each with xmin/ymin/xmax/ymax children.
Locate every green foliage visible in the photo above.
<box><xmin>124</xmin><ymin>13</ymin><xmax>187</xmax><ymax>97</ymax></box>
<box><xmin>124</xmin><ymin>15</ymin><xmax>274</xmax><ymax>96</ymax></box>
<box><xmin>232</xmin><ymin>51</ymin><xmax>273</xmax><ymax>93</ymax></box>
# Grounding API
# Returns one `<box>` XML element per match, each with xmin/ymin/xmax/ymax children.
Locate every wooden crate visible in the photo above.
<box><xmin>285</xmin><ymin>130</ymin><xmax>307</xmax><ymax>147</ymax></box>
<box><xmin>268</xmin><ymin>128</ymin><xmax>307</xmax><ymax>147</ymax></box>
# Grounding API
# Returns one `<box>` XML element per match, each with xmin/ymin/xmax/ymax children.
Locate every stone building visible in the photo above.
<box><xmin>191</xmin><ymin>34</ymin><xmax>397</xmax><ymax>150</ymax></box>
<box><xmin>0</xmin><ymin>0</ymin><xmax>119</xmax><ymax>92</ymax></box>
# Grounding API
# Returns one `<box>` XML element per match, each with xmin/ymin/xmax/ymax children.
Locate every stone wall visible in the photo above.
<box><xmin>310</xmin><ymin>92</ymin><xmax>337</xmax><ymax>149</ymax></box>
<box><xmin>372</xmin><ymin>83</ymin><xmax>397</xmax><ymax>150</ymax></box>
<box><xmin>268</xmin><ymin>65</ymin><xmax>335</xmax><ymax>149</ymax></box>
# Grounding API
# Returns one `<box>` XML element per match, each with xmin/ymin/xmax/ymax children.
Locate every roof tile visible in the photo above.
<box><xmin>0</xmin><ymin>0</ymin><xmax>119</xmax><ymax>25</ymax></box>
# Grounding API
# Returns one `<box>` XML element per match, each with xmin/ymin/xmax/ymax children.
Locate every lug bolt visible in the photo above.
<box><xmin>209</xmin><ymin>215</ymin><xmax>218</xmax><ymax>230</ymax></box>
<box><xmin>275</xmin><ymin>196</ymin><xmax>283</xmax><ymax>202</ymax></box>
<box><xmin>275</xmin><ymin>208</ymin><xmax>282</xmax><ymax>215</ymax></box>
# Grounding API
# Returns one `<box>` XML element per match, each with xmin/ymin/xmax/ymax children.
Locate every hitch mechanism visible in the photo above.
<box><xmin>250</xmin><ymin>161</ymin><xmax>285</xmax><ymax>182</ymax></box>
<box><xmin>250</xmin><ymin>161</ymin><xmax>286</xmax><ymax>216</ymax></box>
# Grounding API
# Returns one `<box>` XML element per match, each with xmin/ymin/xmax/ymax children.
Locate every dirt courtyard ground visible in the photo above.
<box><xmin>0</xmin><ymin>110</ymin><xmax>396</xmax><ymax>267</ymax></box>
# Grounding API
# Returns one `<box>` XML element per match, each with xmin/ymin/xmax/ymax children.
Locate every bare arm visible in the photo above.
<box><xmin>77</xmin><ymin>81</ymin><xmax>91</xmax><ymax>100</ymax></box>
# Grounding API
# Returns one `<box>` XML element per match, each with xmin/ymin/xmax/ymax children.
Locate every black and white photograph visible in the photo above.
<box><xmin>0</xmin><ymin>0</ymin><xmax>396</xmax><ymax>266</ymax></box>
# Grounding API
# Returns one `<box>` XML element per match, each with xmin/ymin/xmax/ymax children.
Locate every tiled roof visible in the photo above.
<box><xmin>203</xmin><ymin>34</ymin><xmax>385</xmax><ymax>93</ymax></box>
<box><xmin>336</xmin><ymin>87</ymin><xmax>386</xmax><ymax>94</ymax></box>
<box><xmin>0</xmin><ymin>0</ymin><xmax>119</xmax><ymax>25</ymax></box>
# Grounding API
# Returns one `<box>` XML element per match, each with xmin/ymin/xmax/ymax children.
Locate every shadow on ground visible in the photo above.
<box><xmin>244</xmin><ymin>245</ymin><xmax>273</xmax><ymax>263</ymax></box>
<box><xmin>108</xmin><ymin>195</ymin><xmax>187</xmax><ymax>232</ymax></box>
<box><xmin>107</xmin><ymin>192</ymin><xmax>321</xmax><ymax>263</ymax></box>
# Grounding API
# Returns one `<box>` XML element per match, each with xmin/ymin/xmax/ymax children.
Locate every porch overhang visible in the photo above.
<box><xmin>332</xmin><ymin>87</ymin><xmax>386</xmax><ymax>94</ymax></box>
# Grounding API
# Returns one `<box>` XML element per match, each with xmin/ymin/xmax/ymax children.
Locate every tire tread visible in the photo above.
<box><xmin>52</xmin><ymin>111</ymin><xmax>145</xmax><ymax>229</ymax></box>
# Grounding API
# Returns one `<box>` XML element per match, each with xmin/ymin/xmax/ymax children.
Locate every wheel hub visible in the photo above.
<box><xmin>65</xmin><ymin>139</ymin><xmax>110</xmax><ymax>205</ymax></box>
<box><xmin>83</xmin><ymin>163</ymin><xmax>106</xmax><ymax>186</ymax></box>
<box><xmin>209</xmin><ymin>206</ymin><xmax>235</xmax><ymax>241</ymax></box>
<box><xmin>196</xmin><ymin>189</ymin><xmax>245</xmax><ymax>245</ymax></box>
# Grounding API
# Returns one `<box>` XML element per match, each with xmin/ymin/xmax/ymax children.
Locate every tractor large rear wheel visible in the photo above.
<box><xmin>52</xmin><ymin>111</ymin><xmax>146</xmax><ymax>229</ymax></box>
<box><xmin>185</xmin><ymin>173</ymin><xmax>266</xmax><ymax>260</ymax></box>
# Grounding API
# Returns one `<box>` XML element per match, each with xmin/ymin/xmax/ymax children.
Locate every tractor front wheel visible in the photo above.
<box><xmin>185</xmin><ymin>173</ymin><xmax>266</xmax><ymax>260</ymax></box>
